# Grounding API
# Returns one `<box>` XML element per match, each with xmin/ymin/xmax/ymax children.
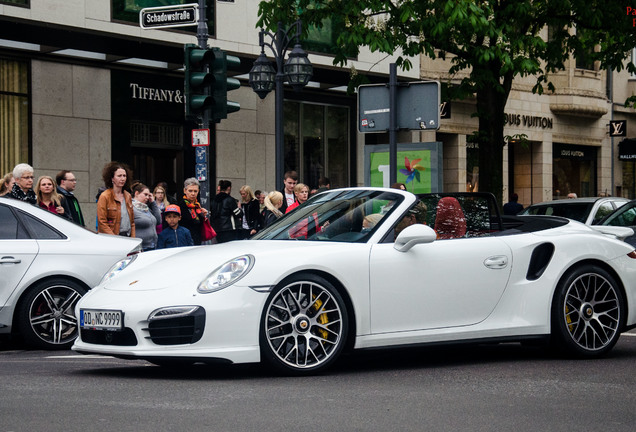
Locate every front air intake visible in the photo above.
<box><xmin>144</xmin><ymin>307</ymin><xmax>205</xmax><ymax>345</ymax></box>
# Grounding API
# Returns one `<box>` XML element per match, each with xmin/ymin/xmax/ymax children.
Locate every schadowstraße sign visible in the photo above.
<box><xmin>139</xmin><ymin>3</ymin><xmax>198</xmax><ymax>29</ymax></box>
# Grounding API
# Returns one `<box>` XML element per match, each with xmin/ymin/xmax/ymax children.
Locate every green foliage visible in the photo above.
<box><xmin>256</xmin><ymin>0</ymin><xmax>636</xmax><ymax>197</ymax></box>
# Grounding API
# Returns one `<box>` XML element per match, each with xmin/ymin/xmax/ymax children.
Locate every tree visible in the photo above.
<box><xmin>257</xmin><ymin>0</ymin><xmax>636</xmax><ymax>201</ymax></box>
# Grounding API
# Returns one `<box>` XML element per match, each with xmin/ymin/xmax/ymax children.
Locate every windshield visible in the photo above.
<box><xmin>252</xmin><ymin>189</ymin><xmax>404</xmax><ymax>242</ymax></box>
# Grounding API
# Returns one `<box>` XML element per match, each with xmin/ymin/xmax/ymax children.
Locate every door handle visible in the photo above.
<box><xmin>484</xmin><ymin>255</ymin><xmax>508</xmax><ymax>269</ymax></box>
<box><xmin>0</xmin><ymin>256</ymin><xmax>21</xmax><ymax>264</ymax></box>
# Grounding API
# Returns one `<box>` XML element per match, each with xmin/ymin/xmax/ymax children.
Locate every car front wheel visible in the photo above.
<box><xmin>18</xmin><ymin>278</ymin><xmax>86</xmax><ymax>350</ymax></box>
<box><xmin>551</xmin><ymin>265</ymin><xmax>624</xmax><ymax>357</ymax></box>
<box><xmin>260</xmin><ymin>274</ymin><xmax>348</xmax><ymax>375</ymax></box>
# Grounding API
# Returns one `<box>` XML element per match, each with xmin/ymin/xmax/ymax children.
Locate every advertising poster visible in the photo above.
<box><xmin>364</xmin><ymin>142</ymin><xmax>443</xmax><ymax>193</ymax></box>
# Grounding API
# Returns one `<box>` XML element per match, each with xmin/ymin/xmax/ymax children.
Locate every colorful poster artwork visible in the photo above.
<box><xmin>369</xmin><ymin>150</ymin><xmax>432</xmax><ymax>194</ymax></box>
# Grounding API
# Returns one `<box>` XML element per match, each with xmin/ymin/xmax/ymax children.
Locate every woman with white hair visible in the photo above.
<box><xmin>8</xmin><ymin>163</ymin><xmax>36</xmax><ymax>204</ymax></box>
<box><xmin>178</xmin><ymin>177</ymin><xmax>208</xmax><ymax>245</ymax></box>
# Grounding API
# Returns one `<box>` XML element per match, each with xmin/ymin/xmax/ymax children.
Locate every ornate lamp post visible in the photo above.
<box><xmin>249</xmin><ymin>20</ymin><xmax>313</xmax><ymax>191</ymax></box>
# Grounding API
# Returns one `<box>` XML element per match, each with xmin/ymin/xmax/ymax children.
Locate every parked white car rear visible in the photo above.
<box><xmin>0</xmin><ymin>197</ymin><xmax>141</xmax><ymax>349</ymax></box>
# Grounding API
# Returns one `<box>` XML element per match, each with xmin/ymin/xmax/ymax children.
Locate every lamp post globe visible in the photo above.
<box><xmin>249</xmin><ymin>20</ymin><xmax>313</xmax><ymax>191</ymax></box>
<box><xmin>284</xmin><ymin>44</ymin><xmax>313</xmax><ymax>92</ymax></box>
<box><xmin>248</xmin><ymin>52</ymin><xmax>276</xmax><ymax>100</ymax></box>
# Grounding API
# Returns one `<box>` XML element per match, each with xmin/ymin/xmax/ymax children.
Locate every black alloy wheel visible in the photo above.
<box><xmin>260</xmin><ymin>274</ymin><xmax>348</xmax><ymax>375</ymax></box>
<box><xmin>551</xmin><ymin>265</ymin><xmax>624</xmax><ymax>357</ymax></box>
<box><xmin>18</xmin><ymin>278</ymin><xmax>86</xmax><ymax>350</ymax></box>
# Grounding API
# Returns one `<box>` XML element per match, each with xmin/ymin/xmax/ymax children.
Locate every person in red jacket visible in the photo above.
<box><xmin>285</xmin><ymin>183</ymin><xmax>309</xmax><ymax>214</ymax></box>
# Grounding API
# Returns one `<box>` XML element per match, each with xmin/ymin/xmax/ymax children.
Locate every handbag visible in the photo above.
<box><xmin>201</xmin><ymin>218</ymin><xmax>217</xmax><ymax>241</ymax></box>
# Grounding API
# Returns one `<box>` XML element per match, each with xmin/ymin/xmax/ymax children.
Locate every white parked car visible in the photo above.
<box><xmin>519</xmin><ymin>197</ymin><xmax>629</xmax><ymax>225</ymax></box>
<box><xmin>73</xmin><ymin>189</ymin><xmax>636</xmax><ymax>374</ymax></box>
<box><xmin>0</xmin><ymin>197</ymin><xmax>142</xmax><ymax>349</ymax></box>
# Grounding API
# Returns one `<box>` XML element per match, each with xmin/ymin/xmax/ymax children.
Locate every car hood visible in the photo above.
<box><xmin>99</xmin><ymin>240</ymin><xmax>370</xmax><ymax>293</ymax></box>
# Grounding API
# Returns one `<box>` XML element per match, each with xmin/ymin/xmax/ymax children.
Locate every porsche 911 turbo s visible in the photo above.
<box><xmin>73</xmin><ymin>188</ymin><xmax>636</xmax><ymax>374</ymax></box>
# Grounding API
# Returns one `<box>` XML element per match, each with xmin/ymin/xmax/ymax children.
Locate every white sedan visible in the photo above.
<box><xmin>0</xmin><ymin>197</ymin><xmax>142</xmax><ymax>349</ymax></box>
<box><xmin>73</xmin><ymin>188</ymin><xmax>636</xmax><ymax>374</ymax></box>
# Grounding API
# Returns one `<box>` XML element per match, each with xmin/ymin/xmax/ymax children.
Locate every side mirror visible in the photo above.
<box><xmin>394</xmin><ymin>224</ymin><xmax>437</xmax><ymax>252</ymax></box>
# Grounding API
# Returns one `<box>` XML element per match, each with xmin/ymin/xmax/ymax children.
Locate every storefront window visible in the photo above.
<box><xmin>111</xmin><ymin>70</ymin><xmax>185</xmax><ymax>197</ymax></box>
<box><xmin>284</xmin><ymin>101</ymin><xmax>350</xmax><ymax>189</ymax></box>
<box><xmin>466</xmin><ymin>141</ymin><xmax>479</xmax><ymax>192</ymax></box>
<box><xmin>552</xmin><ymin>143</ymin><xmax>596</xmax><ymax>199</ymax></box>
<box><xmin>0</xmin><ymin>58</ymin><xmax>30</xmax><ymax>175</ymax></box>
<box><xmin>112</xmin><ymin>0</ymin><xmax>214</xmax><ymax>35</ymax></box>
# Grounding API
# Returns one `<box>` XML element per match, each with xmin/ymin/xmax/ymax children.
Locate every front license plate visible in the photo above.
<box><xmin>80</xmin><ymin>309</ymin><xmax>123</xmax><ymax>331</ymax></box>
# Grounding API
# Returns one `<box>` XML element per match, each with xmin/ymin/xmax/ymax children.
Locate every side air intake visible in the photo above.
<box><xmin>526</xmin><ymin>243</ymin><xmax>555</xmax><ymax>281</ymax></box>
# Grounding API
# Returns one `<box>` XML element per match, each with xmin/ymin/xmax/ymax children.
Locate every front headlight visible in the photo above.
<box><xmin>198</xmin><ymin>254</ymin><xmax>254</xmax><ymax>294</ymax></box>
<box><xmin>100</xmin><ymin>254</ymin><xmax>138</xmax><ymax>285</ymax></box>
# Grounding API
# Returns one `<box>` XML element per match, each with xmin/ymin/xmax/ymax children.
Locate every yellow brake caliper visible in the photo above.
<box><xmin>565</xmin><ymin>305</ymin><xmax>574</xmax><ymax>333</ymax></box>
<box><xmin>313</xmin><ymin>296</ymin><xmax>329</xmax><ymax>339</ymax></box>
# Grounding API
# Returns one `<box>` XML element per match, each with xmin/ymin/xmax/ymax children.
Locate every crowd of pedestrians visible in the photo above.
<box><xmin>1</xmin><ymin>162</ymin><xmax>330</xmax><ymax>251</ymax></box>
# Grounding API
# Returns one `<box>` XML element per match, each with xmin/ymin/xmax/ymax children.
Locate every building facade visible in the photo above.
<box><xmin>2</xmin><ymin>1</ymin><xmax>636</xmax><ymax>226</ymax></box>
<box><xmin>0</xmin><ymin>0</ymin><xmax>419</xmax><ymax>225</ymax></box>
<box><xmin>421</xmin><ymin>33</ymin><xmax>636</xmax><ymax>208</ymax></box>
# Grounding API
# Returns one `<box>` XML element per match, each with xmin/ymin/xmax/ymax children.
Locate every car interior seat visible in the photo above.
<box><xmin>434</xmin><ymin>197</ymin><xmax>467</xmax><ymax>239</ymax></box>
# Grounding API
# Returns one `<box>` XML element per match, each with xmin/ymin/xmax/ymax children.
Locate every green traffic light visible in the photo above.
<box><xmin>184</xmin><ymin>44</ymin><xmax>241</xmax><ymax>122</ymax></box>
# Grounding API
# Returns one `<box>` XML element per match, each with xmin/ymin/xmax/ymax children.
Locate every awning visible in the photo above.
<box><xmin>619</xmin><ymin>139</ymin><xmax>636</xmax><ymax>161</ymax></box>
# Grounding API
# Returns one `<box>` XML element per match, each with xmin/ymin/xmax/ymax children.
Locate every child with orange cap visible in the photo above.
<box><xmin>156</xmin><ymin>204</ymin><xmax>194</xmax><ymax>249</ymax></box>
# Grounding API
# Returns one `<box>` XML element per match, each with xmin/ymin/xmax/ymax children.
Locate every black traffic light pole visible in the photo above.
<box><xmin>389</xmin><ymin>63</ymin><xmax>398</xmax><ymax>187</ymax></box>
<box><xmin>196</xmin><ymin>0</ymin><xmax>212</xmax><ymax>212</ymax></box>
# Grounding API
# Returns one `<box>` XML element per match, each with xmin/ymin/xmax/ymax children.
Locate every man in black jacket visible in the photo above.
<box><xmin>56</xmin><ymin>170</ymin><xmax>85</xmax><ymax>226</ymax></box>
<box><xmin>279</xmin><ymin>170</ymin><xmax>298</xmax><ymax>214</ymax></box>
<box><xmin>210</xmin><ymin>180</ymin><xmax>242</xmax><ymax>243</ymax></box>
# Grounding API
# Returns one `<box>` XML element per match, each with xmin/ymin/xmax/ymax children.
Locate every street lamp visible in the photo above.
<box><xmin>249</xmin><ymin>20</ymin><xmax>313</xmax><ymax>191</ymax></box>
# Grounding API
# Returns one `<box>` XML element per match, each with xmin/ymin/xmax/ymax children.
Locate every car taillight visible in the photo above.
<box><xmin>627</xmin><ymin>251</ymin><xmax>636</xmax><ymax>259</ymax></box>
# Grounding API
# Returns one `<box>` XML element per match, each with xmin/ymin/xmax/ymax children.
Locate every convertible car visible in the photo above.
<box><xmin>73</xmin><ymin>188</ymin><xmax>636</xmax><ymax>374</ymax></box>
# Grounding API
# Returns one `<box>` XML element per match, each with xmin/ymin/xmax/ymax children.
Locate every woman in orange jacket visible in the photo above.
<box><xmin>97</xmin><ymin>161</ymin><xmax>135</xmax><ymax>237</ymax></box>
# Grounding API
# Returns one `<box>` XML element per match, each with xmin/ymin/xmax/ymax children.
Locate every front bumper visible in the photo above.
<box><xmin>72</xmin><ymin>284</ymin><xmax>266</xmax><ymax>365</ymax></box>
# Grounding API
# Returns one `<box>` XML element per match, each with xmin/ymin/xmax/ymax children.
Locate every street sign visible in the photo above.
<box><xmin>192</xmin><ymin>128</ymin><xmax>210</xmax><ymax>146</ymax></box>
<box><xmin>195</xmin><ymin>163</ymin><xmax>207</xmax><ymax>181</ymax></box>
<box><xmin>140</xmin><ymin>3</ymin><xmax>198</xmax><ymax>29</ymax></box>
<box><xmin>358</xmin><ymin>81</ymin><xmax>441</xmax><ymax>132</ymax></box>
<box><xmin>195</xmin><ymin>147</ymin><xmax>207</xmax><ymax>164</ymax></box>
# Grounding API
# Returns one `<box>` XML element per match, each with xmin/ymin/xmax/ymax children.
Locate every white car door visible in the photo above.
<box><xmin>369</xmin><ymin>235</ymin><xmax>512</xmax><ymax>334</ymax></box>
<box><xmin>0</xmin><ymin>204</ymin><xmax>39</xmax><ymax>307</ymax></box>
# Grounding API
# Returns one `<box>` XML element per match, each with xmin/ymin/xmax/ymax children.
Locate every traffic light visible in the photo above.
<box><xmin>209</xmin><ymin>48</ymin><xmax>241</xmax><ymax>122</ymax></box>
<box><xmin>184</xmin><ymin>43</ymin><xmax>214</xmax><ymax>121</ymax></box>
<box><xmin>184</xmin><ymin>45</ymin><xmax>241</xmax><ymax>123</ymax></box>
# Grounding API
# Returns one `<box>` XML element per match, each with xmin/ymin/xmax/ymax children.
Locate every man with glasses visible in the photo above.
<box><xmin>8</xmin><ymin>163</ymin><xmax>36</xmax><ymax>205</ymax></box>
<box><xmin>56</xmin><ymin>170</ymin><xmax>85</xmax><ymax>226</ymax></box>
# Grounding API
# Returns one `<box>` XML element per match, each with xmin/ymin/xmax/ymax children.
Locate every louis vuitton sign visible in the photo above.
<box><xmin>610</xmin><ymin>120</ymin><xmax>627</xmax><ymax>137</ymax></box>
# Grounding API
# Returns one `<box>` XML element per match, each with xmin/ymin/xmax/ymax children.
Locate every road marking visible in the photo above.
<box><xmin>45</xmin><ymin>354</ymin><xmax>115</xmax><ymax>359</ymax></box>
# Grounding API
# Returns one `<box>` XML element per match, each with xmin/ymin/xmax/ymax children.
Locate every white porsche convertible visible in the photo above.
<box><xmin>73</xmin><ymin>188</ymin><xmax>636</xmax><ymax>374</ymax></box>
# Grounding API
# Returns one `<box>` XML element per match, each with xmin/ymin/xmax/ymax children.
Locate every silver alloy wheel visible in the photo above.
<box><xmin>28</xmin><ymin>284</ymin><xmax>83</xmax><ymax>346</ymax></box>
<box><xmin>562</xmin><ymin>272</ymin><xmax>621</xmax><ymax>351</ymax></box>
<box><xmin>264</xmin><ymin>280</ymin><xmax>344</xmax><ymax>370</ymax></box>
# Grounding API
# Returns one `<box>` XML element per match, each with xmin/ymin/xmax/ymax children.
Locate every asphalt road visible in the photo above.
<box><xmin>1</xmin><ymin>334</ymin><xmax>635</xmax><ymax>432</ymax></box>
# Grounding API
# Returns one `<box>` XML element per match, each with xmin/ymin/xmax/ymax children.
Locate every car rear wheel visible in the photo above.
<box><xmin>260</xmin><ymin>274</ymin><xmax>348</xmax><ymax>375</ymax></box>
<box><xmin>551</xmin><ymin>265</ymin><xmax>624</xmax><ymax>357</ymax></box>
<box><xmin>18</xmin><ymin>278</ymin><xmax>86</xmax><ymax>350</ymax></box>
